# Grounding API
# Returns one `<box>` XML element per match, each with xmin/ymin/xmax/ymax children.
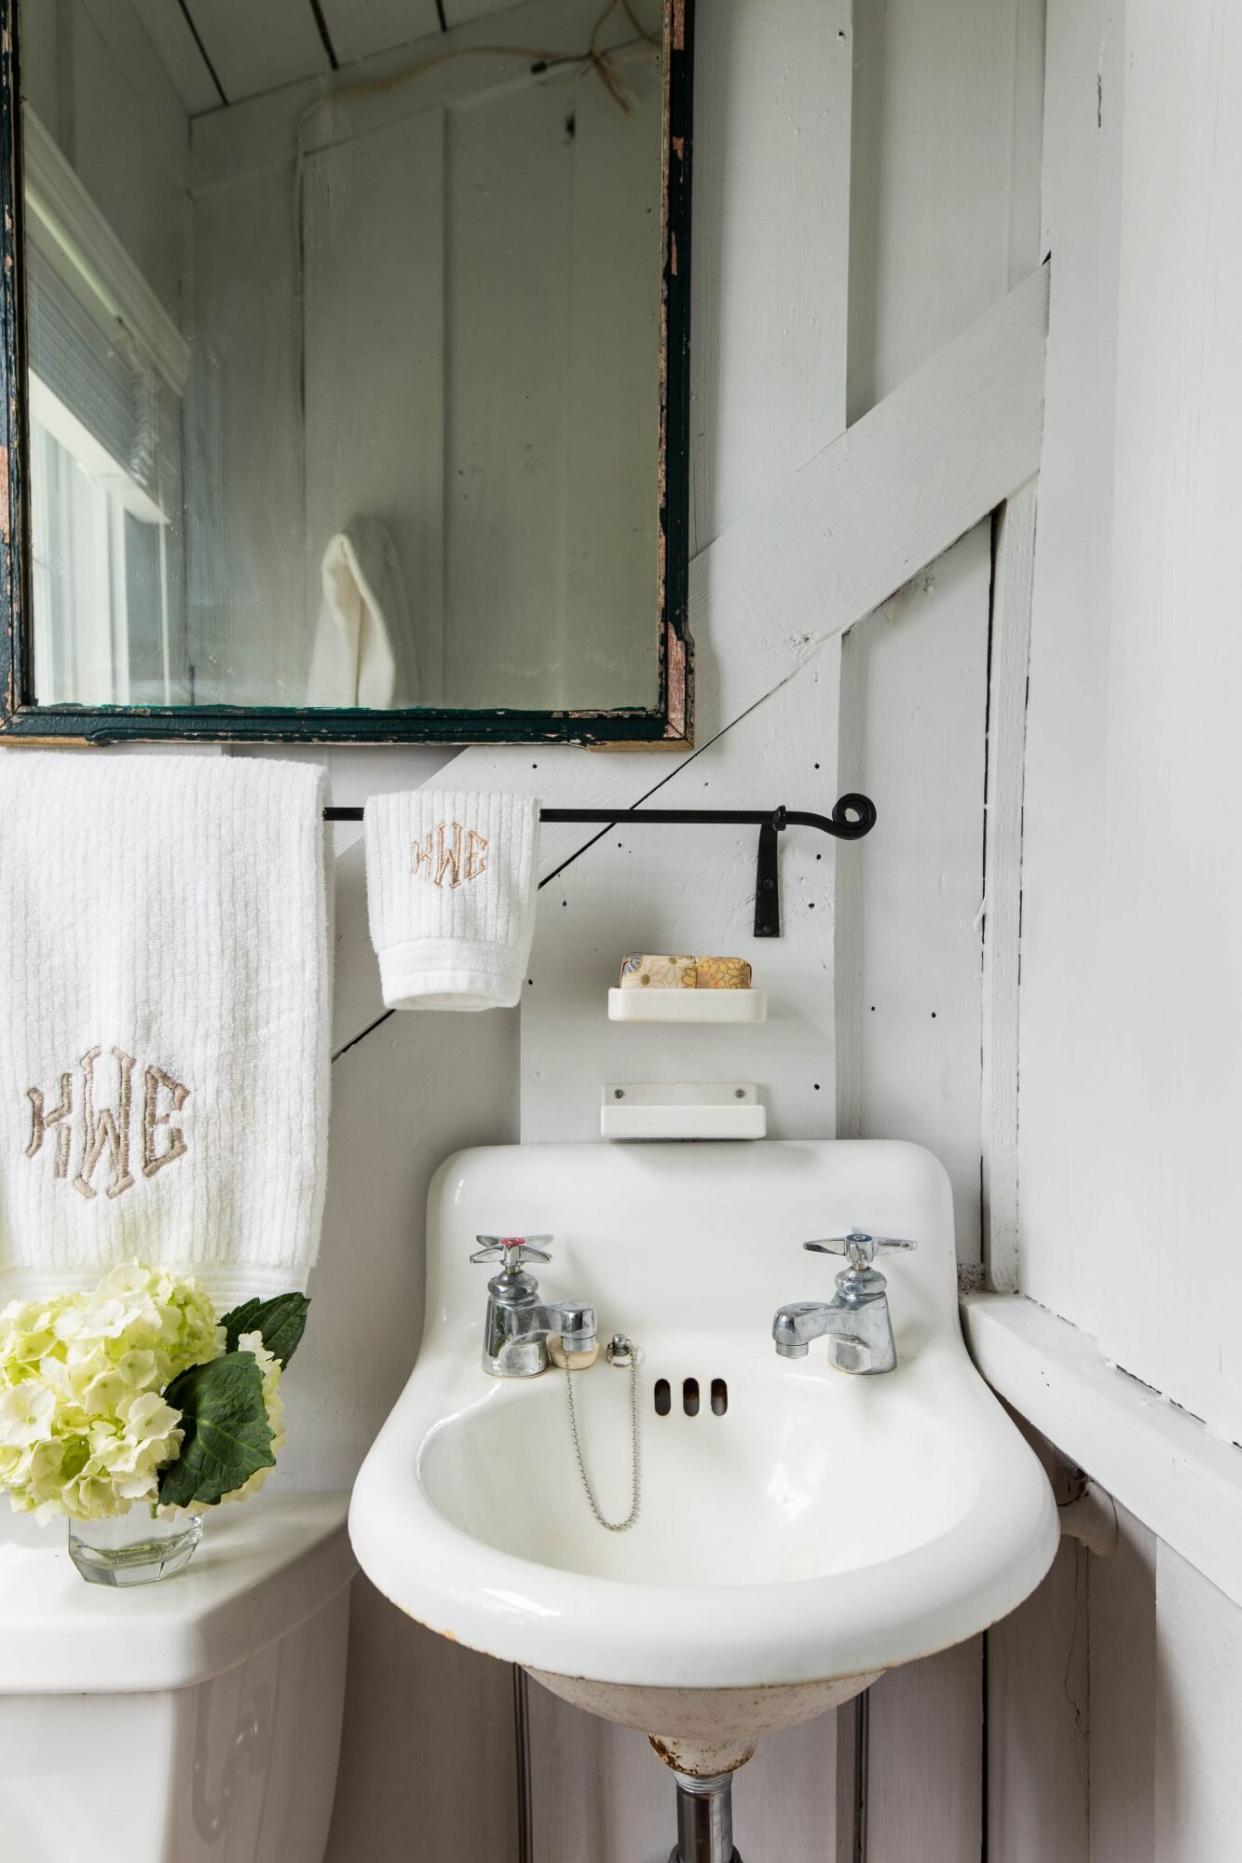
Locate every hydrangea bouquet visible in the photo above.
<box><xmin>0</xmin><ymin>1264</ymin><xmax>309</xmax><ymax>1527</ymax></box>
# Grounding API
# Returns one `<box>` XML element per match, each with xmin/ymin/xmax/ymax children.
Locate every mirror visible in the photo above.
<box><xmin>0</xmin><ymin>0</ymin><xmax>692</xmax><ymax>743</ymax></box>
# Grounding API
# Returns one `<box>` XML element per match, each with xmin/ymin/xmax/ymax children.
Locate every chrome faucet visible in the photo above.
<box><xmin>772</xmin><ymin>1229</ymin><xmax>918</xmax><ymax>1375</ymax></box>
<box><xmin>470</xmin><ymin>1236</ymin><xmax>598</xmax><ymax>1378</ymax></box>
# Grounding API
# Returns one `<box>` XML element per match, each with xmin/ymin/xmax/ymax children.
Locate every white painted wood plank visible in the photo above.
<box><xmin>981</xmin><ymin>484</ymin><xmax>1037</xmax><ymax>1292</ymax></box>
<box><xmin>836</xmin><ymin>523</ymin><xmax>992</xmax><ymax>1264</ymax></box>
<box><xmin>688</xmin><ymin>0</ymin><xmax>852</xmax><ymax>551</ymax></box>
<box><xmin>302</xmin><ymin>108</ymin><xmax>445</xmax><ymax>704</ymax></box>
<box><xmin>527</xmin><ymin>1683</ymin><xmax>669</xmax><ymax>1863</ymax></box>
<box><xmin>1089</xmin><ymin>1503</ymin><xmax>1156</xmax><ymax>1863</ymax></box>
<box><xmin>184</xmin><ymin>0</ymin><xmax>329</xmax><ymax>104</ymax></box>
<box><xmin>866</xmin><ymin>1639</ymin><xmax>983</xmax><ymax>1861</ymax></box>
<box><xmin>60</xmin><ymin>0</ymin><xmax>191</xmax><ymax>317</ymax></box>
<box><xmin>185</xmin><ymin>165</ymin><xmax>306</xmax><ymax>703</ymax></box>
<box><xmin>1015</xmin><ymin>0</ymin><xmax>1126</xmax><ymax>1334</ymax></box>
<box><xmin>327</xmin><ymin>1579</ymin><xmax>519</xmax><ymax>1863</ymax></box>
<box><xmin>283</xmin><ymin>998</ymin><xmax>518</xmax><ymax>1493</ymax></box>
<box><xmin>1078</xmin><ymin>0</ymin><xmax>1242</xmax><ymax>1439</ymax></box>
<box><xmin>1007</xmin><ymin>0</ymin><xmax>1047</xmax><ymax>283</ymax></box>
<box><xmin>440</xmin><ymin>50</ymin><xmax>658</xmax><ymax>711</ymax></box>
<box><xmin>319</xmin><ymin>0</ymin><xmax>441</xmax><ymax>68</ymax></box>
<box><xmin>130</xmin><ymin>0</ymin><xmax>221</xmax><ymax>116</ymax></box>
<box><xmin>985</xmin><ymin>1425</ymin><xmax>1089</xmax><ymax>1862</ymax></box>
<box><xmin>846</xmin><ymin>0</ymin><xmax>1046</xmax><ymax>421</ymax></box>
<box><xmin>733</xmin><ymin>1711</ymin><xmax>845</xmax><ymax>1860</ymax></box>
<box><xmin>1155</xmin><ymin>1544</ymin><xmax>1242</xmax><ymax>1863</ymax></box>
<box><xmin>962</xmin><ymin>1294</ymin><xmax>1242</xmax><ymax>1614</ymax></box>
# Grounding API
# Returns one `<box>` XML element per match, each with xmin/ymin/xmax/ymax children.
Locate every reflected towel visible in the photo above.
<box><xmin>0</xmin><ymin>754</ymin><xmax>332</xmax><ymax>1307</ymax></box>
<box><xmin>365</xmin><ymin>790</ymin><xmax>539</xmax><ymax>1010</ymax></box>
<box><xmin>307</xmin><ymin>519</ymin><xmax>419</xmax><ymax>709</ymax></box>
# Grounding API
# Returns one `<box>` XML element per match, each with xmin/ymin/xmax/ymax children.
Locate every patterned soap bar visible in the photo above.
<box><xmin>619</xmin><ymin>954</ymin><xmax>698</xmax><ymax>989</ymax></box>
<box><xmin>694</xmin><ymin>956</ymin><xmax>752</xmax><ymax>990</ymax></box>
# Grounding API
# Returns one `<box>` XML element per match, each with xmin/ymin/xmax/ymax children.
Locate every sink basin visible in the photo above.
<box><xmin>350</xmin><ymin>1139</ymin><xmax>1057</xmax><ymax>1816</ymax></box>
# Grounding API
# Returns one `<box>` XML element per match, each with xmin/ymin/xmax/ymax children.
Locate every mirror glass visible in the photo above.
<box><xmin>18</xmin><ymin>0</ymin><xmax>669</xmax><ymax>716</ymax></box>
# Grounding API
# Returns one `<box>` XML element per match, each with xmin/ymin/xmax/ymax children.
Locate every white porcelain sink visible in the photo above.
<box><xmin>350</xmin><ymin>1140</ymin><xmax>1057</xmax><ymax>1808</ymax></box>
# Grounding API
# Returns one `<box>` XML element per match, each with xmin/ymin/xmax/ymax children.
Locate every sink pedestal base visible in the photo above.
<box><xmin>526</xmin><ymin>1665</ymin><xmax>880</xmax><ymax>1860</ymax></box>
<box><xmin>668</xmin><ymin>1769</ymin><xmax>741</xmax><ymax>1863</ymax></box>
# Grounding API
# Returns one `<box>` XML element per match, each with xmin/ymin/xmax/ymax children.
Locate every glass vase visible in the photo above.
<box><xmin>67</xmin><ymin>1507</ymin><xmax>203</xmax><ymax>1587</ymax></box>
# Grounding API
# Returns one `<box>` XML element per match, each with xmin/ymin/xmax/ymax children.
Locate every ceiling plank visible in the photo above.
<box><xmin>183</xmin><ymin>0</ymin><xmax>330</xmax><ymax>103</ymax></box>
<box><xmin>318</xmin><ymin>0</ymin><xmax>441</xmax><ymax>67</ymax></box>
<box><xmin>123</xmin><ymin>0</ymin><xmax>223</xmax><ymax>115</ymax></box>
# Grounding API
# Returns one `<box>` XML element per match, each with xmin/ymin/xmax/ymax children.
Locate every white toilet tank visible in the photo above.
<box><xmin>0</xmin><ymin>1494</ymin><xmax>355</xmax><ymax>1863</ymax></box>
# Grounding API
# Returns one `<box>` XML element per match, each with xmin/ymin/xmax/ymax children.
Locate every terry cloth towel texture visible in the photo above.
<box><xmin>0</xmin><ymin>754</ymin><xmax>331</xmax><ymax>1307</ymax></box>
<box><xmin>365</xmin><ymin>789</ymin><xmax>539</xmax><ymax>1010</ymax></box>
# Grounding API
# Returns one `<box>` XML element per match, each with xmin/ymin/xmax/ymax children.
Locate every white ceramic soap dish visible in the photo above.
<box><xmin>600</xmin><ymin>1083</ymin><xmax>766</xmax><ymax>1141</ymax></box>
<box><xmin>607</xmin><ymin>988</ymin><xmax>767</xmax><ymax>1024</ymax></box>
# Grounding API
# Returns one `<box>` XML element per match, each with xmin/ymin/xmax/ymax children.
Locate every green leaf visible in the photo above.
<box><xmin>219</xmin><ymin>1291</ymin><xmax>310</xmax><ymax>1366</ymax></box>
<box><xmin>157</xmin><ymin>1352</ymin><xmax>276</xmax><ymax>1508</ymax></box>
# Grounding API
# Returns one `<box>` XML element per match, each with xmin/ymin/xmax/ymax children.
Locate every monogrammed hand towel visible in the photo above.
<box><xmin>0</xmin><ymin>754</ymin><xmax>331</xmax><ymax>1306</ymax></box>
<box><xmin>364</xmin><ymin>790</ymin><xmax>539</xmax><ymax>1010</ymax></box>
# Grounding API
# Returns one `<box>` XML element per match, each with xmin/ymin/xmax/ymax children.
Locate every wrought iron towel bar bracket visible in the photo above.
<box><xmin>323</xmin><ymin>794</ymin><xmax>878</xmax><ymax>938</ymax></box>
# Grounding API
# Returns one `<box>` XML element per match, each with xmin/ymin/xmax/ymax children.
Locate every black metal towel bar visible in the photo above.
<box><xmin>323</xmin><ymin>794</ymin><xmax>877</xmax><ymax>939</ymax></box>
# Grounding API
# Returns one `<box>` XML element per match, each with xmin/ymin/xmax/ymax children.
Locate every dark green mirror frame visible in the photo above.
<box><xmin>0</xmin><ymin>0</ymin><xmax>694</xmax><ymax>748</ymax></box>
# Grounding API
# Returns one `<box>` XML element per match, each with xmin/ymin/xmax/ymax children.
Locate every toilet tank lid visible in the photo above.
<box><xmin>0</xmin><ymin>1493</ymin><xmax>356</xmax><ymax>1695</ymax></box>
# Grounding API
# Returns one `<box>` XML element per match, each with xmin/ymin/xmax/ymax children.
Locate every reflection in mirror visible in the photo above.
<box><xmin>19</xmin><ymin>0</ymin><xmax>668</xmax><ymax>715</ymax></box>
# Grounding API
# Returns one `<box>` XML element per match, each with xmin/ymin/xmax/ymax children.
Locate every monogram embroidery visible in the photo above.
<box><xmin>411</xmin><ymin>821</ymin><xmax>489</xmax><ymax>889</ymax></box>
<box><xmin>74</xmin><ymin>1046</ymin><xmax>135</xmax><ymax>1201</ymax></box>
<box><xmin>26</xmin><ymin>1073</ymin><xmax>73</xmax><ymax>1178</ymax></box>
<box><xmin>143</xmin><ymin>1065</ymin><xmax>190</xmax><ymax>1179</ymax></box>
<box><xmin>25</xmin><ymin>1049</ymin><xmax>191</xmax><ymax>1200</ymax></box>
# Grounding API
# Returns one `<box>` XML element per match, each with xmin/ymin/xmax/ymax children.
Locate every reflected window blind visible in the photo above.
<box><xmin>26</xmin><ymin>245</ymin><xmax>158</xmax><ymax>499</ymax></box>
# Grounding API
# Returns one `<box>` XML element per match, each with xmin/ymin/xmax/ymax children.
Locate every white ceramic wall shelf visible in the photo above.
<box><xmin>607</xmin><ymin>987</ymin><xmax>767</xmax><ymax>1024</ymax></box>
<box><xmin>600</xmin><ymin>1083</ymin><xmax>766</xmax><ymax>1140</ymax></box>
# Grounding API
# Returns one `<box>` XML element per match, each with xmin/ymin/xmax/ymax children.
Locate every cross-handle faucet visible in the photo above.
<box><xmin>470</xmin><ymin>1236</ymin><xmax>598</xmax><ymax>1378</ymax></box>
<box><xmin>772</xmin><ymin>1229</ymin><xmax>918</xmax><ymax>1375</ymax></box>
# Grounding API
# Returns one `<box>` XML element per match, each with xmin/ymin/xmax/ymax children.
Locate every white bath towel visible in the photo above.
<box><xmin>365</xmin><ymin>790</ymin><xmax>539</xmax><ymax>1010</ymax></box>
<box><xmin>0</xmin><ymin>755</ymin><xmax>331</xmax><ymax>1308</ymax></box>
<box><xmin>307</xmin><ymin>519</ymin><xmax>419</xmax><ymax>709</ymax></box>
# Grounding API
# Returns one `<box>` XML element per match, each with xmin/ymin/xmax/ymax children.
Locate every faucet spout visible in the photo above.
<box><xmin>771</xmin><ymin>1292</ymin><xmax>892</xmax><ymax>1376</ymax></box>
<box><xmin>531</xmin><ymin>1301</ymin><xmax>598</xmax><ymax>1354</ymax></box>
<box><xmin>772</xmin><ymin>1300</ymin><xmax>834</xmax><ymax>1354</ymax></box>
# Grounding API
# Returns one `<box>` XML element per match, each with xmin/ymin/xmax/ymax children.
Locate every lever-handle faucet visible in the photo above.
<box><xmin>471</xmin><ymin>1235</ymin><xmax>598</xmax><ymax>1378</ymax></box>
<box><xmin>772</xmin><ymin>1228</ymin><xmax>917</xmax><ymax>1376</ymax></box>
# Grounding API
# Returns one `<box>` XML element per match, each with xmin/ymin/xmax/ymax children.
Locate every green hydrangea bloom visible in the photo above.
<box><xmin>0</xmin><ymin>1263</ymin><xmax>225</xmax><ymax>1522</ymax></box>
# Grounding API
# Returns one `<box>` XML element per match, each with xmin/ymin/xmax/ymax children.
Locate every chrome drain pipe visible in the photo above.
<box><xmin>668</xmin><ymin>1770</ymin><xmax>742</xmax><ymax>1863</ymax></box>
